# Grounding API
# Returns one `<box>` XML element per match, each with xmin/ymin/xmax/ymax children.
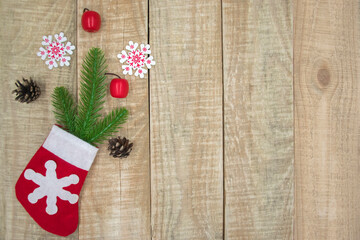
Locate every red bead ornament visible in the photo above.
<box><xmin>106</xmin><ymin>73</ymin><xmax>129</xmax><ymax>98</ymax></box>
<box><xmin>81</xmin><ymin>8</ymin><xmax>101</xmax><ymax>32</ymax></box>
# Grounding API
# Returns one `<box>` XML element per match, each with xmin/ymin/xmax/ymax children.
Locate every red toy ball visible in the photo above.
<box><xmin>106</xmin><ymin>73</ymin><xmax>129</xmax><ymax>98</ymax></box>
<box><xmin>81</xmin><ymin>8</ymin><xmax>101</xmax><ymax>33</ymax></box>
<box><xmin>110</xmin><ymin>79</ymin><xmax>129</xmax><ymax>98</ymax></box>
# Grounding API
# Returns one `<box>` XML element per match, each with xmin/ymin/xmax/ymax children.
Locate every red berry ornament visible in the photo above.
<box><xmin>106</xmin><ymin>73</ymin><xmax>129</xmax><ymax>98</ymax></box>
<box><xmin>81</xmin><ymin>8</ymin><xmax>101</xmax><ymax>32</ymax></box>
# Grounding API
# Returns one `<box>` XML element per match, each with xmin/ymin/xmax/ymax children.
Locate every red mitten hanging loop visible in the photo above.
<box><xmin>15</xmin><ymin>125</ymin><xmax>98</xmax><ymax>236</ymax></box>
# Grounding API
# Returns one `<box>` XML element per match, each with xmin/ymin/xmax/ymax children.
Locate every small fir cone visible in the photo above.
<box><xmin>108</xmin><ymin>136</ymin><xmax>133</xmax><ymax>159</ymax></box>
<box><xmin>12</xmin><ymin>77</ymin><xmax>41</xmax><ymax>103</ymax></box>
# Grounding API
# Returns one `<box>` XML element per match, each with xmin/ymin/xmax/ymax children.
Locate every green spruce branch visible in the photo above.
<box><xmin>51</xmin><ymin>87</ymin><xmax>77</xmax><ymax>134</ymax></box>
<box><xmin>51</xmin><ymin>47</ymin><xmax>128</xmax><ymax>146</ymax></box>
<box><xmin>87</xmin><ymin>107</ymin><xmax>128</xmax><ymax>144</ymax></box>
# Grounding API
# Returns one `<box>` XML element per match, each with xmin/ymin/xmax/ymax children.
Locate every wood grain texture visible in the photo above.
<box><xmin>149</xmin><ymin>0</ymin><xmax>223</xmax><ymax>239</ymax></box>
<box><xmin>294</xmin><ymin>0</ymin><xmax>360</xmax><ymax>239</ymax></box>
<box><xmin>223</xmin><ymin>1</ymin><xmax>294</xmax><ymax>239</ymax></box>
<box><xmin>0</xmin><ymin>0</ymin><xmax>77</xmax><ymax>239</ymax></box>
<box><xmin>77</xmin><ymin>1</ymin><xmax>150</xmax><ymax>239</ymax></box>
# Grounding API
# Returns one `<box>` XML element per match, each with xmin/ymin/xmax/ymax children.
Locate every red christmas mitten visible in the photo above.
<box><xmin>15</xmin><ymin>125</ymin><xmax>98</xmax><ymax>236</ymax></box>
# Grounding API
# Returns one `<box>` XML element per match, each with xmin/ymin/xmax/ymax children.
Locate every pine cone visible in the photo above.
<box><xmin>108</xmin><ymin>137</ymin><xmax>133</xmax><ymax>159</ymax></box>
<box><xmin>12</xmin><ymin>77</ymin><xmax>41</xmax><ymax>103</ymax></box>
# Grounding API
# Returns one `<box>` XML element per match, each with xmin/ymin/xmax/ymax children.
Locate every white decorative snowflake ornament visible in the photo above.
<box><xmin>37</xmin><ymin>32</ymin><xmax>75</xmax><ymax>70</ymax></box>
<box><xmin>24</xmin><ymin>160</ymin><xmax>79</xmax><ymax>215</ymax></box>
<box><xmin>117</xmin><ymin>41</ymin><xmax>156</xmax><ymax>78</ymax></box>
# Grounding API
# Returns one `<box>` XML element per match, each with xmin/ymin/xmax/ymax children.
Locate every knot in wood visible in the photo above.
<box><xmin>317</xmin><ymin>68</ymin><xmax>330</xmax><ymax>87</ymax></box>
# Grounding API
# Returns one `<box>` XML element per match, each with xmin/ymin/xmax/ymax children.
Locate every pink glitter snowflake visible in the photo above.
<box><xmin>117</xmin><ymin>41</ymin><xmax>155</xmax><ymax>78</ymax></box>
<box><xmin>37</xmin><ymin>32</ymin><xmax>75</xmax><ymax>70</ymax></box>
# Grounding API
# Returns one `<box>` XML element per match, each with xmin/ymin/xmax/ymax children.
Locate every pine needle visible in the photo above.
<box><xmin>75</xmin><ymin>47</ymin><xmax>107</xmax><ymax>140</ymax></box>
<box><xmin>86</xmin><ymin>108</ymin><xmax>129</xmax><ymax>146</ymax></box>
<box><xmin>51</xmin><ymin>87</ymin><xmax>77</xmax><ymax>133</ymax></box>
<box><xmin>51</xmin><ymin>47</ymin><xmax>129</xmax><ymax>147</ymax></box>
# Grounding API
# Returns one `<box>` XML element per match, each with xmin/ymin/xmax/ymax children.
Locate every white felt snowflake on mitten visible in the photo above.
<box><xmin>37</xmin><ymin>32</ymin><xmax>75</xmax><ymax>70</ymax></box>
<box><xmin>24</xmin><ymin>160</ymin><xmax>79</xmax><ymax>215</ymax></box>
<box><xmin>117</xmin><ymin>41</ymin><xmax>156</xmax><ymax>78</ymax></box>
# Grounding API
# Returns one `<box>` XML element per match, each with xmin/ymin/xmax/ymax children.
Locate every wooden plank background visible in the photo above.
<box><xmin>294</xmin><ymin>0</ymin><xmax>360</xmax><ymax>239</ymax></box>
<box><xmin>0</xmin><ymin>0</ymin><xmax>359</xmax><ymax>240</ymax></box>
<box><xmin>223</xmin><ymin>0</ymin><xmax>293</xmax><ymax>239</ymax></box>
<box><xmin>149</xmin><ymin>0</ymin><xmax>223</xmax><ymax>239</ymax></box>
<box><xmin>76</xmin><ymin>1</ymin><xmax>150</xmax><ymax>239</ymax></box>
<box><xmin>0</xmin><ymin>0</ymin><xmax>77</xmax><ymax>239</ymax></box>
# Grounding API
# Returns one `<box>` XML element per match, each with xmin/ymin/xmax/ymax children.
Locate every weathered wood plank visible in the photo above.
<box><xmin>76</xmin><ymin>1</ymin><xmax>150</xmax><ymax>239</ymax></box>
<box><xmin>0</xmin><ymin>0</ymin><xmax>77</xmax><ymax>239</ymax></box>
<box><xmin>294</xmin><ymin>0</ymin><xmax>360</xmax><ymax>239</ymax></box>
<box><xmin>223</xmin><ymin>1</ymin><xmax>294</xmax><ymax>239</ymax></box>
<box><xmin>149</xmin><ymin>0</ymin><xmax>223</xmax><ymax>239</ymax></box>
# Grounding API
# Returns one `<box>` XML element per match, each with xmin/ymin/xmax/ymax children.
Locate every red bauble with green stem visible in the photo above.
<box><xmin>106</xmin><ymin>73</ymin><xmax>129</xmax><ymax>98</ymax></box>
